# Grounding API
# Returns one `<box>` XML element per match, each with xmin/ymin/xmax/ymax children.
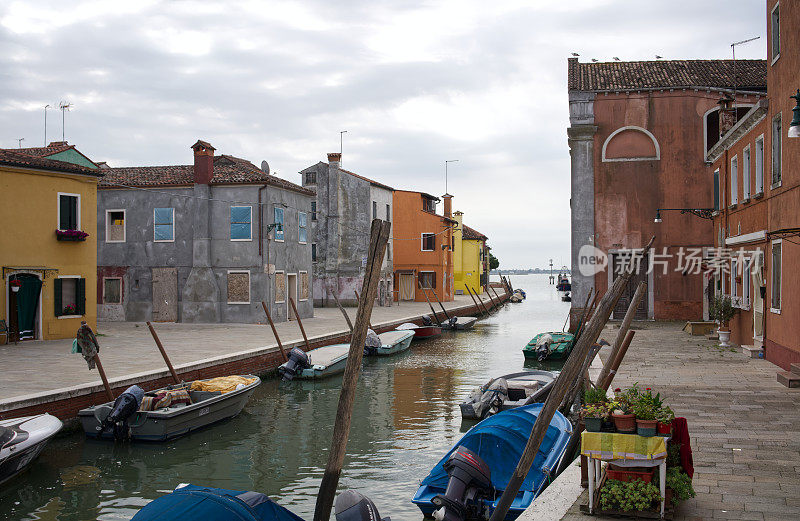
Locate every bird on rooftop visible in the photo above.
<box><xmin>591</xmin><ymin>58</ymin><xmax>599</xmax><ymax>62</ymax></box>
<box><xmin>571</xmin><ymin>52</ymin><xmax>580</xmax><ymax>57</ymax></box>
<box><xmin>613</xmin><ymin>57</ymin><xmax>620</xmax><ymax>61</ymax></box>
<box><xmin>656</xmin><ymin>55</ymin><xmax>663</xmax><ymax>59</ymax></box>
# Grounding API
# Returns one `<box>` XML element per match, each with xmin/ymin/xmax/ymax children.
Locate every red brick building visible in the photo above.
<box><xmin>568</xmin><ymin>58</ymin><xmax>766</xmax><ymax>324</ymax></box>
<box><xmin>710</xmin><ymin>0</ymin><xmax>800</xmax><ymax>380</ymax></box>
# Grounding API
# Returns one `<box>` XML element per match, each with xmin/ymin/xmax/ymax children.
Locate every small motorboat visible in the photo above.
<box><xmin>0</xmin><ymin>414</ymin><xmax>63</xmax><ymax>486</ymax></box>
<box><xmin>279</xmin><ymin>344</ymin><xmax>350</xmax><ymax>380</ymax></box>
<box><xmin>78</xmin><ymin>376</ymin><xmax>260</xmax><ymax>441</ymax></box>
<box><xmin>412</xmin><ymin>403</ymin><xmax>573</xmax><ymax>520</ymax></box>
<box><xmin>365</xmin><ymin>330</ymin><xmax>415</xmax><ymax>356</ymax></box>
<box><xmin>522</xmin><ymin>332</ymin><xmax>575</xmax><ymax>361</ymax></box>
<box><xmin>396</xmin><ymin>322</ymin><xmax>442</xmax><ymax>340</ymax></box>
<box><xmin>460</xmin><ymin>370</ymin><xmax>559</xmax><ymax>420</ymax></box>
<box><xmin>556</xmin><ymin>272</ymin><xmax>571</xmax><ymax>292</ymax></box>
<box><xmin>441</xmin><ymin>316</ymin><xmax>478</xmax><ymax>331</ymax></box>
<box><xmin>561</xmin><ymin>292</ymin><xmax>572</xmax><ymax>302</ymax></box>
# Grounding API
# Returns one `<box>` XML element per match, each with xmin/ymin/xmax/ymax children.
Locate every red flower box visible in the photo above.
<box><xmin>606</xmin><ymin>465</ymin><xmax>654</xmax><ymax>484</ymax></box>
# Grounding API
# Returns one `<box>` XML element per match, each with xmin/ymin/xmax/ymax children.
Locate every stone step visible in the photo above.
<box><xmin>791</xmin><ymin>363</ymin><xmax>800</xmax><ymax>375</ymax></box>
<box><xmin>777</xmin><ymin>371</ymin><xmax>800</xmax><ymax>388</ymax></box>
<box><xmin>741</xmin><ymin>345</ymin><xmax>764</xmax><ymax>359</ymax></box>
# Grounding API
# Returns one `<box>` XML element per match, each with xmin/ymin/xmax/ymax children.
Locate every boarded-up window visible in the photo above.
<box><xmin>227</xmin><ymin>271</ymin><xmax>250</xmax><ymax>304</ymax></box>
<box><xmin>275</xmin><ymin>271</ymin><xmax>286</xmax><ymax>302</ymax></box>
<box><xmin>106</xmin><ymin>210</ymin><xmax>125</xmax><ymax>242</ymax></box>
<box><xmin>300</xmin><ymin>272</ymin><xmax>309</xmax><ymax>300</ymax></box>
<box><xmin>103</xmin><ymin>278</ymin><xmax>122</xmax><ymax>304</ymax></box>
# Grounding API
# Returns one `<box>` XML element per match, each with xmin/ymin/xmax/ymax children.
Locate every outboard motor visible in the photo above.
<box><xmin>279</xmin><ymin>347</ymin><xmax>311</xmax><ymax>380</ymax></box>
<box><xmin>447</xmin><ymin>316</ymin><xmax>458</xmax><ymax>329</ymax></box>
<box><xmin>363</xmin><ymin>329</ymin><xmax>382</xmax><ymax>357</ymax></box>
<box><xmin>431</xmin><ymin>447</ymin><xmax>492</xmax><ymax>521</ymax></box>
<box><xmin>421</xmin><ymin>315</ymin><xmax>434</xmax><ymax>326</ymax></box>
<box><xmin>535</xmin><ymin>333</ymin><xmax>554</xmax><ymax>362</ymax></box>
<box><xmin>97</xmin><ymin>385</ymin><xmax>144</xmax><ymax>441</ymax></box>
<box><xmin>335</xmin><ymin>490</ymin><xmax>391</xmax><ymax>521</ymax></box>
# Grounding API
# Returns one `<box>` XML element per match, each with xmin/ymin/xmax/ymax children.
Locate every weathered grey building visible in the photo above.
<box><xmin>300</xmin><ymin>153</ymin><xmax>393</xmax><ymax>307</ymax></box>
<box><xmin>97</xmin><ymin>140</ymin><xmax>315</xmax><ymax>324</ymax></box>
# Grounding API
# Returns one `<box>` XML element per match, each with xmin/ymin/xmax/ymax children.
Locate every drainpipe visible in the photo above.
<box><xmin>258</xmin><ymin>184</ymin><xmax>267</xmax><ymax>258</ymax></box>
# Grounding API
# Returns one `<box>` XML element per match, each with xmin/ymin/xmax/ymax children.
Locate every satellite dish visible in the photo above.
<box><xmin>260</xmin><ymin>160</ymin><xmax>270</xmax><ymax>175</ymax></box>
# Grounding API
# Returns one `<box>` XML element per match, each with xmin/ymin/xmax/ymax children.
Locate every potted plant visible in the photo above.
<box><xmin>62</xmin><ymin>303</ymin><xmax>77</xmax><ymax>316</ymax></box>
<box><xmin>709</xmin><ymin>294</ymin><xmax>738</xmax><ymax>347</ymax></box>
<box><xmin>582</xmin><ymin>402</ymin><xmax>608</xmax><ymax>433</ymax></box>
<box><xmin>55</xmin><ymin>229</ymin><xmax>90</xmax><ymax>241</ymax></box>
<box><xmin>599</xmin><ymin>479</ymin><xmax>662</xmax><ymax>513</ymax></box>
<box><xmin>632</xmin><ymin>388</ymin><xmax>661</xmax><ymax>436</ymax></box>
<box><xmin>610</xmin><ymin>385</ymin><xmax>639</xmax><ymax>433</ymax></box>
<box><xmin>9</xmin><ymin>279</ymin><xmax>21</xmax><ymax>293</ymax></box>
<box><xmin>665</xmin><ymin>467</ymin><xmax>695</xmax><ymax>506</ymax></box>
<box><xmin>656</xmin><ymin>406</ymin><xmax>674</xmax><ymax>436</ymax></box>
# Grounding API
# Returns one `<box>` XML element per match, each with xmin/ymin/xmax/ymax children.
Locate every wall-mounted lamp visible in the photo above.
<box><xmin>266</xmin><ymin>223</ymin><xmax>283</xmax><ymax>233</ymax></box>
<box><xmin>789</xmin><ymin>89</ymin><xmax>800</xmax><ymax>138</ymax></box>
<box><xmin>654</xmin><ymin>207</ymin><xmax>714</xmax><ymax>223</ymax></box>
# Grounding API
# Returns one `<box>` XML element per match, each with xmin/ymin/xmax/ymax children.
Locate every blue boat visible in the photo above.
<box><xmin>131</xmin><ymin>484</ymin><xmax>304</xmax><ymax>521</ymax></box>
<box><xmin>412</xmin><ymin>403</ymin><xmax>572</xmax><ymax>520</ymax></box>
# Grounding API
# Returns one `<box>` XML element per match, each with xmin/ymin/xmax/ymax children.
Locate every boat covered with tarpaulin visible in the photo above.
<box><xmin>522</xmin><ymin>332</ymin><xmax>574</xmax><ymax>361</ymax></box>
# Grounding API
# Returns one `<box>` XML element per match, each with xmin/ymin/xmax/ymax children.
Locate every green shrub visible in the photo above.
<box><xmin>709</xmin><ymin>294</ymin><xmax>738</xmax><ymax>326</ymax></box>
<box><xmin>599</xmin><ymin>479</ymin><xmax>662</xmax><ymax>512</ymax></box>
<box><xmin>665</xmin><ymin>467</ymin><xmax>695</xmax><ymax>504</ymax></box>
<box><xmin>583</xmin><ymin>387</ymin><xmax>608</xmax><ymax>405</ymax></box>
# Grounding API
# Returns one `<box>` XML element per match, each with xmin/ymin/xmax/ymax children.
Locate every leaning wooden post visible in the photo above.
<box><xmin>261</xmin><ymin>301</ymin><xmax>288</xmax><ymax>363</ymax></box>
<box><xmin>595</xmin><ymin>281</ymin><xmax>647</xmax><ymax>388</ymax></box>
<box><xmin>488</xmin><ymin>237</ymin><xmax>654</xmax><ymax>521</ymax></box>
<box><xmin>329</xmin><ymin>289</ymin><xmax>354</xmax><ymax>333</ymax></box>
<box><xmin>464</xmin><ymin>285</ymin><xmax>483</xmax><ymax>315</ymax></box>
<box><xmin>490</xmin><ymin>284</ymin><xmax>503</xmax><ymax>304</ymax></box>
<box><xmin>483</xmin><ymin>286</ymin><xmax>497</xmax><ymax>309</ymax></box>
<box><xmin>470</xmin><ymin>286</ymin><xmax>489</xmax><ymax>315</ymax></box>
<box><xmin>288</xmin><ymin>297</ymin><xmax>311</xmax><ymax>351</ymax></box>
<box><xmin>314</xmin><ymin>219</ymin><xmax>391</xmax><ymax>521</ymax></box>
<box><xmin>429</xmin><ymin>287</ymin><xmax>453</xmax><ymax>320</ymax></box>
<box><xmin>353</xmin><ymin>290</ymin><xmax>374</xmax><ymax>330</ymax></box>
<box><xmin>146</xmin><ymin>321</ymin><xmax>180</xmax><ymax>384</ymax></box>
<box><xmin>419</xmin><ymin>285</ymin><xmax>443</xmax><ymax>326</ymax></box>
<box><xmin>599</xmin><ymin>330</ymin><xmax>636</xmax><ymax>391</ymax></box>
<box><xmin>93</xmin><ymin>355</ymin><xmax>114</xmax><ymax>402</ymax></box>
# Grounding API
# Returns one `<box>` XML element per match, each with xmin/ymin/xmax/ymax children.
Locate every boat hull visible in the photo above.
<box><xmin>288</xmin><ymin>344</ymin><xmax>351</xmax><ymax>379</ymax></box>
<box><xmin>460</xmin><ymin>370</ymin><xmax>558</xmax><ymax>420</ymax></box>
<box><xmin>441</xmin><ymin>316</ymin><xmax>478</xmax><ymax>330</ymax></box>
<box><xmin>522</xmin><ymin>332</ymin><xmax>575</xmax><ymax>360</ymax></box>
<box><xmin>0</xmin><ymin>414</ymin><xmax>63</xmax><ymax>486</ymax></box>
<box><xmin>373</xmin><ymin>330</ymin><xmax>415</xmax><ymax>355</ymax></box>
<box><xmin>78</xmin><ymin>377</ymin><xmax>260</xmax><ymax>441</ymax></box>
<box><xmin>412</xmin><ymin>325</ymin><xmax>441</xmax><ymax>339</ymax></box>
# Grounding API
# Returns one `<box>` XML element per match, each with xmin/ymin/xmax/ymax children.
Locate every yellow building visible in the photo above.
<box><xmin>453</xmin><ymin>210</ymin><xmax>488</xmax><ymax>295</ymax></box>
<box><xmin>0</xmin><ymin>149</ymin><xmax>101</xmax><ymax>341</ymax></box>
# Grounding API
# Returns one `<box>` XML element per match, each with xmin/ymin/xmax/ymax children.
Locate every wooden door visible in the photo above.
<box><xmin>611</xmin><ymin>254</ymin><xmax>649</xmax><ymax>320</ymax></box>
<box><xmin>287</xmin><ymin>274</ymin><xmax>297</xmax><ymax>320</ymax></box>
<box><xmin>152</xmin><ymin>268</ymin><xmax>178</xmax><ymax>322</ymax></box>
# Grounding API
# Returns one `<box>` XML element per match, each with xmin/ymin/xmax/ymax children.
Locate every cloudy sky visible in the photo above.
<box><xmin>1</xmin><ymin>1</ymin><xmax>766</xmax><ymax>269</ymax></box>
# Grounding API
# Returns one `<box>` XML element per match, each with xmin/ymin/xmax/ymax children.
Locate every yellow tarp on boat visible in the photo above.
<box><xmin>190</xmin><ymin>376</ymin><xmax>257</xmax><ymax>394</ymax></box>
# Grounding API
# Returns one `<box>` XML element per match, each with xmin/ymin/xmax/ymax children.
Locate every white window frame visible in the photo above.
<box><xmin>743</xmin><ymin>260</ymin><xmax>751</xmax><ymax>310</ymax></box>
<box><xmin>299</xmin><ymin>270</ymin><xmax>309</xmax><ymax>301</ymax></box>
<box><xmin>56</xmin><ymin>275</ymin><xmax>82</xmax><ymax>319</ymax></box>
<box><xmin>730</xmin><ymin>259</ymin><xmax>738</xmax><ymax>299</ymax></box>
<box><xmin>730</xmin><ymin>155</ymin><xmax>738</xmax><ymax>206</ymax></box>
<box><xmin>274</xmin><ymin>270</ymin><xmax>286</xmax><ymax>303</ymax></box>
<box><xmin>771</xmin><ymin>2</ymin><xmax>780</xmax><ymax>64</ymax></box>
<box><xmin>770</xmin><ymin>239</ymin><xmax>782</xmax><ymax>314</ymax></box>
<box><xmin>742</xmin><ymin>145</ymin><xmax>751</xmax><ymax>201</ymax></box>
<box><xmin>298</xmin><ymin>212</ymin><xmax>307</xmax><ymax>244</ymax></box>
<box><xmin>226</xmin><ymin>270</ymin><xmax>251</xmax><ymax>305</ymax></box>
<box><xmin>103</xmin><ymin>276</ymin><xmax>123</xmax><ymax>304</ymax></box>
<box><xmin>105</xmin><ymin>209</ymin><xmax>126</xmax><ymax>243</ymax></box>
<box><xmin>273</xmin><ymin>207</ymin><xmax>285</xmax><ymax>242</ymax></box>
<box><xmin>755</xmin><ymin>134</ymin><xmax>765</xmax><ymax>195</ymax></box>
<box><xmin>230</xmin><ymin>205</ymin><xmax>253</xmax><ymax>242</ymax></box>
<box><xmin>771</xmin><ymin>113</ymin><xmax>782</xmax><ymax>189</ymax></box>
<box><xmin>153</xmin><ymin>207</ymin><xmax>175</xmax><ymax>243</ymax></box>
<box><xmin>57</xmin><ymin>192</ymin><xmax>81</xmax><ymax>232</ymax></box>
<box><xmin>714</xmin><ymin>169</ymin><xmax>721</xmax><ymax>211</ymax></box>
<box><xmin>421</xmin><ymin>233</ymin><xmax>435</xmax><ymax>252</ymax></box>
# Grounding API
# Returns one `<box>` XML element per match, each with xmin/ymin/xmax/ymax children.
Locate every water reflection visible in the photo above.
<box><xmin>2</xmin><ymin>274</ymin><xmax>569</xmax><ymax>520</ymax></box>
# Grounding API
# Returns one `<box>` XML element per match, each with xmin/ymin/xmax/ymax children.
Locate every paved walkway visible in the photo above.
<box><xmin>559</xmin><ymin>322</ymin><xmax>800</xmax><ymax>521</ymax></box>
<box><xmin>0</xmin><ymin>294</ymin><xmax>487</xmax><ymax>403</ymax></box>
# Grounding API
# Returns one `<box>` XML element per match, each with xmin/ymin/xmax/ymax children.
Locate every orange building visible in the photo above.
<box><xmin>392</xmin><ymin>190</ymin><xmax>455</xmax><ymax>303</ymax></box>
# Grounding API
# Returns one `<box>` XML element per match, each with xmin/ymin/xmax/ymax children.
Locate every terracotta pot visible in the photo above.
<box><xmin>657</xmin><ymin>421</ymin><xmax>672</xmax><ymax>436</ymax></box>
<box><xmin>636</xmin><ymin>419</ymin><xmax>658</xmax><ymax>437</ymax></box>
<box><xmin>612</xmin><ymin>413</ymin><xmax>636</xmax><ymax>433</ymax></box>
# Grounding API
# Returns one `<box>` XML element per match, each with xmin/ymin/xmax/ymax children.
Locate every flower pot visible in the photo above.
<box><xmin>606</xmin><ymin>465</ymin><xmax>654</xmax><ymax>483</ymax></box>
<box><xmin>657</xmin><ymin>421</ymin><xmax>672</xmax><ymax>436</ymax></box>
<box><xmin>11</xmin><ymin>286</ymin><xmax>20</xmax><ymax>293</ymax></box>
<box><xmin>56</xmin><ymin>235</ymin><xmax>86</xmax><ymax>242</ymax></box>
<box><xmin>585</xmin><ymin>417</ymin><xmax>603</xmax><ymax>432</ymax></box>
<box><xmin>718</xmin><ymin>328</ymin><xmax>731</xmax><ymax>347</ymax></box>
<box><xmin>612</xmin><ymin>413</ymin><xmax>636</xmax><ymax>433</ymax></box>
<box><xmin>636</xmin><ymin>419</ymin><xmax>658</xmax><ymax>437</ymax></box>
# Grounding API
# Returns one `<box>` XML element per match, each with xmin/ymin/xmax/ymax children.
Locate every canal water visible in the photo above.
<box><xmin>1</xmin><ymin>274</ymin><xmax>570</xmax><ymax>520</ymax></box>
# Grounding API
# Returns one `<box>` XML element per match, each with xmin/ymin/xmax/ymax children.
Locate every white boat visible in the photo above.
<box><xmin>0</xmin><ymin>414</ymin><xmax>62</xmax><ymax>486</ymax></box>
<box><xmin>366</xmin><ymin>330</ymin><xmax>415</xmax><ymax>356</ymax></box>
<box><xmin>278</xmin><ymin>344</ymin><xmax>351</xmax><ymax>380</ymax></box>
<box><xmin>460</xmin><ymin>370</ymin><xmax>559</xmax><ymax>420</ymax></box>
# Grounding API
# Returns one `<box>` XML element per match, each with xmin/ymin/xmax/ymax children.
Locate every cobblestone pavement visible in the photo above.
<box><xmin>560</xmin><ymin>321</ymin><xmax>800</xmax><ymax>521</ymax></box>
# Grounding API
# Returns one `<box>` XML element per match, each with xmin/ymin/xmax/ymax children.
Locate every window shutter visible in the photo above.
<box><xmin>70</xmin><ymin>197</ymin><xmax>78</xmax><ymax>230</ymax></box>
<box><xmin>77</xmin><ymin>278</ymin><xmax>86</xmax><ymax>315</ymax></box>
<box><xmin>54</xmin><ymin>278</ymin><xmax>63</xmax><ymax>317</ymax></box>
<box><xmin>432</xmin><ymin>271</ymin><xmax>437</xmax><ymax>289</ymax></box>
<box><xmin>59</xmin><ymin>196</ymin><xmax>69</xmax><ymax>230</ymax></box>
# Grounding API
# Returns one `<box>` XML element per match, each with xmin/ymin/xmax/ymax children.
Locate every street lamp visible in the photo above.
<box><xmin>788</xmin><ymin>89</ymin><xmax>800</xmax><ymax>138</ymax></box>
<box><xmin>654</xmin><ymin>208</ymin><xmax>715</xmax><ymax>223</ymax></box>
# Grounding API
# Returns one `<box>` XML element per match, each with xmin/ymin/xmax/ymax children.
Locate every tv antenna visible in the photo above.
<box><xmin>17</xmin><ymin>138</ymin><xmax>24</xmax><ymax>148</ymax></box>
<box><xmin>44</xmin><ymin>104</ymin><xmax>50</xmax><ymax>146</ymax></box>
<box><xmin>59</xmin><ymin>101</ymin><xmax>73</xmax><ymax>141</ymax></box>
<box><xmin>730</xmin><ymin>36</ymin><xmax>760</xmax><ymax>109</ymax></box>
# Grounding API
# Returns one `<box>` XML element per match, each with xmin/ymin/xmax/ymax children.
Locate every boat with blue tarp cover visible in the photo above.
<box><xmin>412</xmin><ymin>403</ymin><xmax>572</xmax><ymax>520</ymax></box>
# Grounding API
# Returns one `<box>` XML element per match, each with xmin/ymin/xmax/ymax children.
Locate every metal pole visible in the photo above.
<box><xmin>44</xmin><ymin>104</ymin><xmax>50</xmax><ymax>146</ymax></box>
<box><xmin>289</xmin><ymin>297</ymin><xmax>311</xmax><ymax>351</ymax></box>
<box><xmin>261</xmin><ymin>301</ymin><xmax>288</xmax><ymax>363</ymax></box>
<box><xmin>146</xmin><ymin>321</ymin><xmax>180</xmax><ymax>384</ymax></box>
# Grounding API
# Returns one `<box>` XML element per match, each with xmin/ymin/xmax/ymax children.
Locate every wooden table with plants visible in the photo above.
<box><xmin>579</xmin><ymin>385</ymin><xmax>696</xmax><ymax>519</ymax></box>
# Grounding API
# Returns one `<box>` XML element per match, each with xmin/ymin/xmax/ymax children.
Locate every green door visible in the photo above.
<box><xmin>12</xmin><ymin>274</ymin><xmax>42</xmax><ymax>340</ymax></box>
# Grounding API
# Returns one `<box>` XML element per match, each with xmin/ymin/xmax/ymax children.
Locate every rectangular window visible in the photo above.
<box><xmin>275</xmin><ymin>271</ymin><xmax>286</xmax><ymax>303</ymax></box>
<box><xmin>105</xmin><ymin>209</ymin><xmax>126</xmax><ymax>243</ymax></box>
<box><xmin>274</xmin><ymin>207</ymin><xmax>284</xmax><ymax>241</ymax></box>
<box><xmin>53</xmin><ymin>277</ymin><xmax>85</xmax><ymax>317</ymax></box>
<box><xmin>771</xmin><ymin>3</ymin><xmax>780</xmax><ymax>62</ymax></box>
<box><xmin>772</xmin><ymin>114</ymin><xmax>782</xmax><ymax>186</ymax></box>
<box><xmin>372</xmin><ymin>201</ymin><xmax>377</xmax><ymax>220</ymax></box>
<box><xmin>305</xmin><ymin>171</ymin><xmax>316</xmax><ymax>185</ymax></box>
<box><xmin>730</xmin><ymin>259</ymin><xmax>738</xmax><ymax>298</ymax></box>
<box><xmin>58</xmin><ymin>193</ymin><xmax>80</xmax><ymax>231</ymax></box>
<box><xmin>730</xmin><ymin>156</ymin><xmax>738</xmax><ymax>205</ymax></box>
<box><xmin>423</xmin><ymin>198</ymin><xmax>436</xmax><ymax>213</ymax></box>
<box><xmin>299</xmin><ymin>271</ymin><xmax>309</xmax><ymax>301</ymax></box>
<box><xmin>311</xmin><ymin>201</ymin><xmax>317</xmax><ymax>221</ymax></box>
<box><xmin>713</xmin><ymin>169</ymin><xmax>720</xmax><ymax>211</ymax></box>
<box><xmin>154</xmin><ymin>207</ymin><xmax>174</xmax><ymax>242</ymax></box>
<box><xmin>419</xmin><ymin>271</ymin><xmax>436</xmax><ymax>289</ymax></box>
<box><xmin>771</xmin><ymin>241</ymin><xmax>781</xmax><ymax>311</ymax></box>
<box><xmin>421</xmin><ymin>233</ymin><xmax>435</xmax><ymax>251</ymax></box>
<box><xmin>742</xmin><ymin>146</ymin><xmax>751</xmax><ymax>200</ymax></box>
<box><xmin>227</xmin><ymin>270</ymin><xmax>250</xmax><ymax>304</ymax></box>
<box><xmin>386</xmin><ymin>204</ymin><xmax>390</xmax><ymax>222</ymax></box>
<box><xmin>755</xmin><ymin>136</ymin><xmax>764</xmax><ymax>194</ymax></box>
<box><xmin>298</xmin><ymin>212</ymin><xmax>307</xmax><ymax>243</ymax></box>
<box><xmin>230</xmin><ymin>206</ymin><xmax>252</xmax><ymax>241</ymax></box>
<box><xmin>386</xmin><ymin>243</ymin><xmax>391</xmax><ymax>261</ymax></box>
<box><xmin>312</xmin><ymin>243</ymin><xmax>317</xmax><ymax>262</ymax></box>
<box><xmin>103</xmin><ymin>277</ymin><xmax>122</xmax><ymax>304</ymax></box>
<box><xmin>743</xmin><ymin>261</ymin><xmax>751</xmax><ymax>308</ymax></box>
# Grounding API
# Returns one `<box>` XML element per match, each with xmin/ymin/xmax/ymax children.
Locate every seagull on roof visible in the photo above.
<box><xmin>591</xmin><ymin>58</ymin><xmax>599</xmax><ymax>62</ymax></box>
<box><xmin>613</xmin><ymin>57</ymin><xmax>620</xmax><ymax>61</ymax></box>
<box><xmin>655</xmin><ymin>55</ymin><xmax>663</xmax><ymax>59</ymax></box>
<box><xmin>571</xmin><ymin>52</ymin><xmax>580</xmax><ymax>57</ymax></box>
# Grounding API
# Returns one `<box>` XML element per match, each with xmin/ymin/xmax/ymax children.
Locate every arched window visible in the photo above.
<box><xmin>601</xmin><ymin>126</ymin><xmax>660</xmax><ymax>162</ymax></box>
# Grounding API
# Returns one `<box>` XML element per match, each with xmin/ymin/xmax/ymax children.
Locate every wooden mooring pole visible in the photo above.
<box><xmin>94</xmin><ymin>355</ymin><xmax>114</xmax><ymax>402</ymax></box>
<box><xmin>484</xmin><ymin>286</ymin><xmax>498</xmax><ymax>309</ymax></box>
<box><xmin>314</xmin><ymin>219</ymin><xmax>391</xmax><ymax>521</ymax></box>
<box><xmin>419</xmin><ymin>285</ymin><xmax>442</xmax><ymax>326</ymax></box>
<box><xmin>464</xmin><ymin>285</ymin><xmax>483</xmax><ymax>315</ymax></box>
<box><xmin>146</xmin><ymin>321</ymin><xmax>180</xmax><ymax>384</ymax></box>
<box><xmin>489</xmin><ymin>284</ymin><xmax>504</xmax><ymax>304</ymax></box>
<box><xmin>468</xmin><ymin>285</ymin><xmax>489</xmax><ymax>315</ymax></box>
<box><xmin>428</xmin><ymin>287</ymin><xmax>453</xmax><ymax>321</ymax></box>
<box><xmin>353</xmin><ymin>290</ymin><xmax>374</xmax><ymax>330</ymax></box>
<box><xmin>261</xmin><ymin>301</ymin><xmax>289</xmax><ymax>363</ymax></box>
<box><xmin>289</xmin><ymin>297</ymin><xmax>311</xmax><ymax>351</ymax></box>
<box><xmin>472</xmin><ymin>286</ymin><xmax>490</xmax><ymax>313</ymax></box>
<box><xmin>595</xmin><ymin>281</ymin><xmax>647</xmax><ymax>389</ymax></box>
<box><xmin>329</xmin><ymin>289</ymin><xmax>354</xmax><ymax>333</ymax></box>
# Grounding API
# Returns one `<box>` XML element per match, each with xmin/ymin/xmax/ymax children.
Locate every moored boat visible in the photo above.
<box><xmin>522</xmin><ymin>332</ymin><xmax>575</xmax><ymax>361</ymax></box>
<box><xmin>0</xmin><ymin>414</ymin><xmax>63</xmax><ymax>486</ymax></box>
<box><xmin>396</xmin><ymin>322</ymin><xmax>442</xmax><ymax>339</ymax></box>
<box><xmin>365</xmin><ymin>330</ymin><xmax>415</xmax><ymax>356</ymax></box>
<box><xmin>556</xmin><ymin>272</ymin><xmax>571</xmax><ymax>292</ymax></box>
<box><xmin>460</xmin><ymin>370</ymin><xmax>559</xmax><ymax>420</ymax></box>
<box><xmin>442</xmin><ymin>316</ymin><xmax>478</xmax><ymax>330</ymax></box>
<box><xmin>78</xmin><ymin>376</ymin><xmax>260</xmax><ymax>441</ymax></box>
<box><xmin>278</xmin><ymin>344</ymin><xmax>350</xmax><ymax>380</ymax></box>
<box><xmin>412</xmin><ymin>403</ymin><xmax>573</xmax><ymax>520</ymax></box>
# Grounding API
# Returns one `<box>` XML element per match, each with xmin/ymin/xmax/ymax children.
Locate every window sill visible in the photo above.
<box><xmin>105</xmin><ymin>240</ymin><xmax>126</xmax><ymax>244</ymax></box>
<box><xmin>729</xmin><ymin>203</ymin><xmax>737</xmax><ymax>209</ymax></box>
<box><xmin>770</xmin><ymin>182</ymin><xmax>782</xmax><ymax>190</ymax></box>
<box><xmin>57</xmin><ymin>315</ymin><xmax>83</xmax><ymax>320</ymax></box>
<box><xmin>712</xmin><ymin>210</ymin><xmax>720</xmax><ymax>217</ymax></box>
<box><xmin>742</xmin><ymin>197</ymin><xmax>750</xmax><ymax>204</ymax></box>
<box><xmin>154</xmin><ymin>240</ymin><xmax>175</xmax><ymax>243</ymax></box>
<box><xmin>770</xmin><ymin>307</ymin><xmax>781</xmax><ymax>315</ymax></box>
<box><xmin>231</xmin><ymin>239</ymin><xmax>253</xmax><ymax>242</ymax></box>
<box><xmin>753</xmin><ymin>192</ymin><xmax>764</xmax><ymax>199</ymax></box>
<box><xmin>227</xmin><ymin>301</ymin><xmax>250</xmax><ymax>305</ymax></box>
<box><xmin>273</xmin><ymin>239</ymin><xmax>285</xmax><ymax>243</ymax></box>
<box><xmin>771</xmin><ymin>53</ymin><xmax>780</xmax><ymax>66</ymax></box>
<box><xmin>299</xmin><ymin>242</ymin><xmax>307</xmax><ymax>245</ymax></box>
<box><xmin>421</xmin><ymin>249</ymin><xmax>434</xmax><ymax>252</ymax></box>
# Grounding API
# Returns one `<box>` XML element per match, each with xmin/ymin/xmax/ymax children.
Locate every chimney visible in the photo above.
<box><xmin>191</xmin><ymin>140</ymin><xmax>216</xmax><ymax>184</ymax></box>
<box><xmin>327</xmin><ymin>152</ymin><xmax>341</xmax><ymax>169</ymax></box>
<box><xmin>442</xmin><ymin>194</ymin><xmax>453</xmax><ymax>218</ymax></box>
<box><xmin>718</xmin><ymin>94</ymin><xmax>737</xmax><ymax>137</ymax></box>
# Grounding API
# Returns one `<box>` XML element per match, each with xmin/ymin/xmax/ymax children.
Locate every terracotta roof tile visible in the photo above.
<box><xmin>567</xmin><ymin>58</ymin><xmax>767</xmax><ymax>92</ymax></box>
<box><xmin>0</xmin><ymin>148</ymin><xmax>102</xmax><ymax>177</ymax></box>
<box><xmin>462</xmin><ymin>224</ymin><xmax>487</xmax><ymax>240</ymax></box>
<box><xmin>16</xmin><ymin>141</ymin><xmax>74</xmax><ymax>157</ymax></box>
